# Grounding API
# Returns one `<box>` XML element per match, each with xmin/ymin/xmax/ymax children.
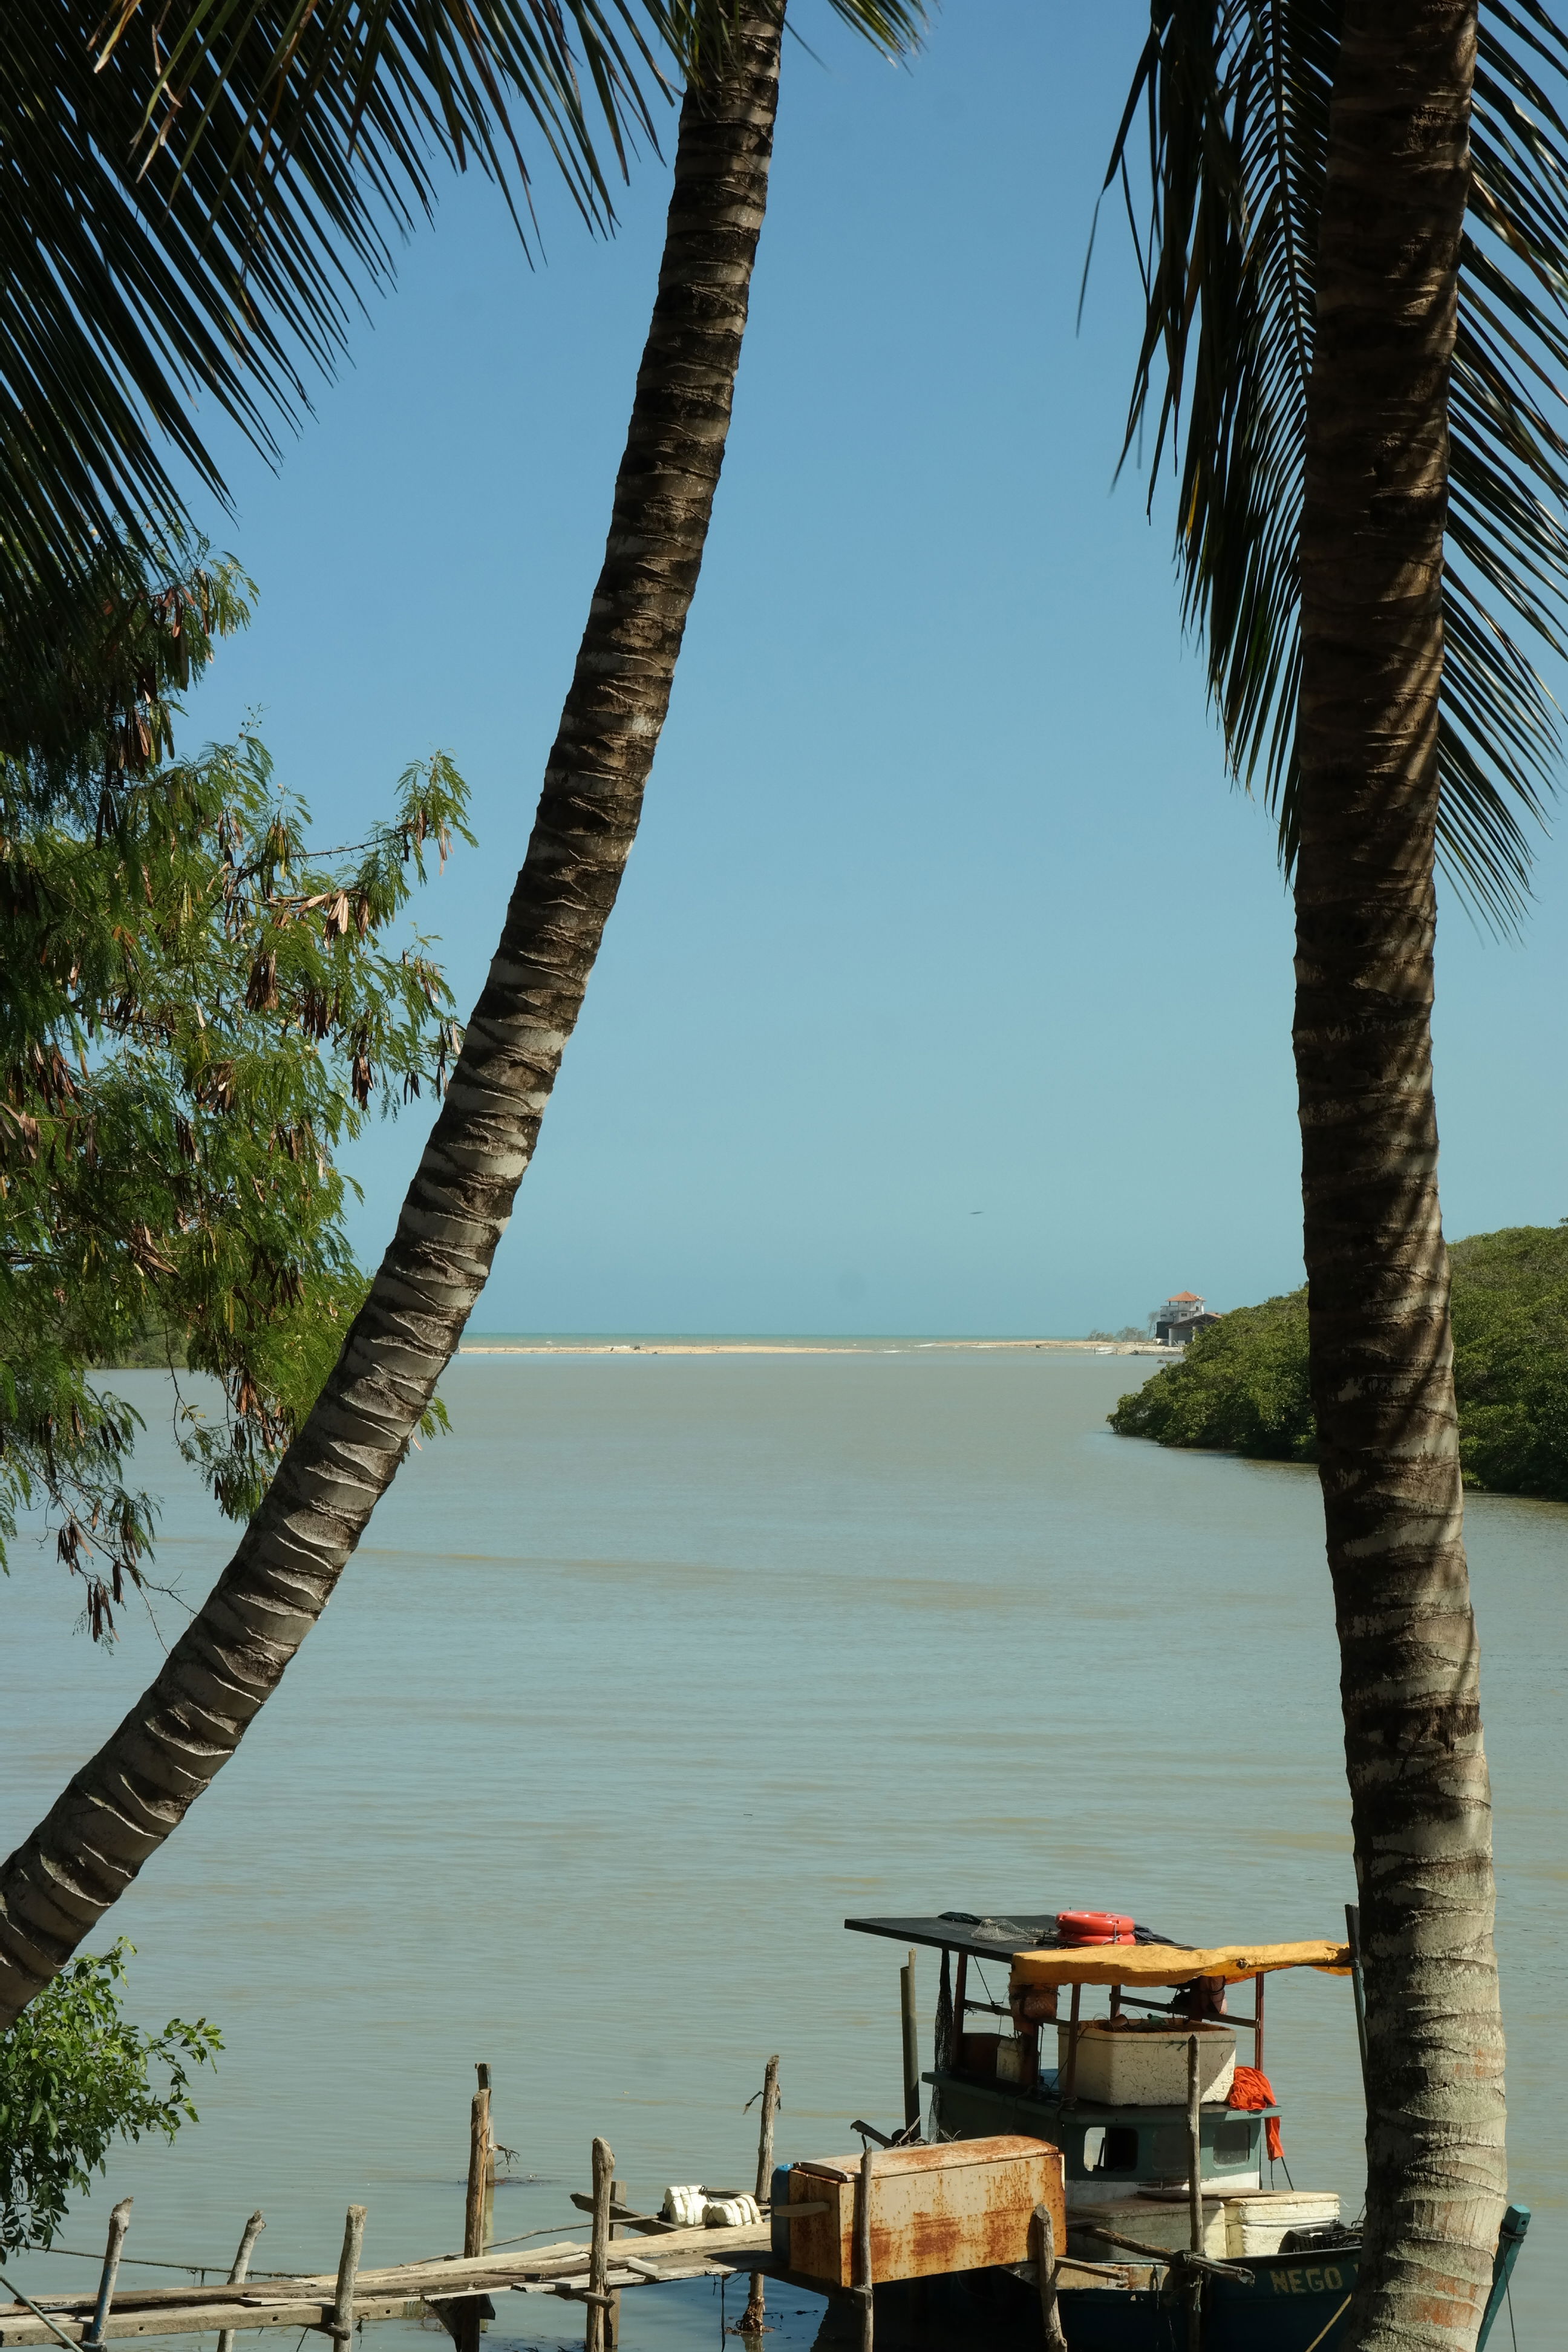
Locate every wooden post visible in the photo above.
<box><xmin>1186</xmin><ymin>2037</ymin><xmax>1203</xmax><ymax>2352</ymax></box>
<box><xmin>1029</xmin><ymin>2204</ymin><xmax>1067</xmax><ymax>2352</ymax></box>
<box><xmin>900</xmin><ymin>1951</ymin><xmax>920</xmax><ymax>2134</ymax></box>
<box><xmin>586</xmin><ymin>2137</ymin><xmax>613</xmax><ymax>2352</ymax></box>
<box><xmin>854</xmin><ymin>2148</ymin><xmax>875</xmax><ymax>2352</ymax></box>
<box><xmin>1255</xmin><ymin>1968</ymin><xmax>1268</xmax><ymax>2081</ymax></box>
<box><xmin>740</xmin><ymin>2055</ymin><xmax>782</xmax><ymax>2336</ymax></box>
<box><xmin>754</xmin><ymin>2053</ymin><xmax>782</xmax><ymax>2199</ymax></box>
<box><xmin>80</xmin><ymin>2199</ymin><xmax>132</xmax><ymax>2352</ymax></box>
<box><xmin>454</xmin><ymin>2068</ymin><xmax>493</xmax><ymax>2352</ymax></box>
<box><xmin>330</xmin><ymin>2207</ymin><xmax>365</xmax><ymax>2352</ymax></box>
<box><xmin>465</xmin><ymin>2066</ymin><xmax>492</xmax><ymax>2261</ymax></box>
<box><xmin>216</xmin><ymin>2211</ymin><xmax>266</xmax><ymax>2352</ymax></box>
<box><xmin>952</xmin><ymin>1952</ymin><xmax>969</xmax><ymax>2071</ymax></box>
<box><xmin>1060</xmin><ymin>1983</ymin><xmax>1083</xmax><ymax>2106</ymax></box>
<box><xmin>607</xmin><ymin>2179</ymin><xmax>624</xmax><ymax>2351</ymax></box>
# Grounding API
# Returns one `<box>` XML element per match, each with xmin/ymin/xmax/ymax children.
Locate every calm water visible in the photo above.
<box><xmin>4</xmin><ymin>1350</ymin><xmax>1563</xmax><ymax>2347</ymax></box>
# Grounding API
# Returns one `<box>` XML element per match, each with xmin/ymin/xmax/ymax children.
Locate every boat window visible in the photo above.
<box><xmin>1081</xmin><ymin>2125</ymin><xmax>1139</xmax><ymax>2174</ymax></box>
<box><xmin>1212</xmin><ymin>2119</ymin><xmax>1254</xmax><ymax>2166</ymax></box>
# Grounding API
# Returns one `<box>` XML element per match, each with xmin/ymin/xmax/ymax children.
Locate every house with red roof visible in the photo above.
<box><xmin>1152</xmin><ymin>1290</ymin><xmax>1221</xmax><ymax>1346</ymax></box>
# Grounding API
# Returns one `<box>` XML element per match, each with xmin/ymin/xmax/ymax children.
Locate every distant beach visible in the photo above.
<box><xmin>459</xmin><ymin>1334</ymin><xmax>1177</xmax><ymax>1357</ymax></box>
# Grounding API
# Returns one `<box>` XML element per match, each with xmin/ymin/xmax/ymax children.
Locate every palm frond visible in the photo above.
<box><xmin>1108</xmin><ymin>0</ymin><xmax>1568</xmax><ymax>927</ymax></box>
<box><xmin>4</xmin><ymin>1</ymin><xmax>924</xmax><ymax>629</ymax></box>
<box><xmin>2</xmin><ymin>4</ymin><xmax>664</xmax><ymax>616</ymax></box>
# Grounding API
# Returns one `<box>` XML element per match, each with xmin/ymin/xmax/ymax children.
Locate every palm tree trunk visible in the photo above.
<box><xmin>1296</xmin><ymin>5</ymin><xmax>1504</xmax><ymax>2344</ymax></box>
<box><xmin>0</xmin><ymin>4</ymin><xmax>785</xmax><ymax>2030</ymax></box>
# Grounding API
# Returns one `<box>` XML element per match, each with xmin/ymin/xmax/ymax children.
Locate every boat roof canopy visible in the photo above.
<box><xmin>844</xmin><ymin>1913</ymin><xmax>1183</xmax><ymax>1965</ymax></box>
<box><xmin>1010</xmin><ymin>1939</ymin><xmax>1353</xmax><ymax>1988</ymax></box>
<box><xmin>843</xmin><ymin>1916</ymin><xmax>1351</xmax><ymax>1981</ymax></box>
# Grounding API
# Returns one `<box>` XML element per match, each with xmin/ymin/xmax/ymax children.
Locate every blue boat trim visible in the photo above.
<box><xmin>1477</xmin><ymin>2205</ymin><xmax>1530</xmax><ymax>2352</ymax></box>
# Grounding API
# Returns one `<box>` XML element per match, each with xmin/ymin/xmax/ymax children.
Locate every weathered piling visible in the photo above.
<box><xmin>452</xmin><ymin>2066</ymin><xmax>494</xmax><ymax>2352</ymax></box>
<box><xmin>80</xmin><ymin>2200</ymin><xmax>132</xmax><ymax>2352</ymax></box>
<box><xmin>1029</xmin><ymin>2203</ymin><xmax>1066</xmax><ymax>2352</ymax></box>
<box><xmin>900</xmin><ymin>1954</ymin><xmax>920</xmax><ymax>2134</ymax></box>
<box><xmin>465</xmin><ymin>2068</ymin><xmax>492</xmax><ymax>2262</ymax></box>
<box><xmin>329</xmin><ymin>2208</ymin><xmax>365</xmax><ymax>2351</ymax></box>
<box><xmin>753</xmin><ymin>2054</ymin><xmax>781</xmax><ymax>2200</ymax></box>
<box><xmin>216</xmin><ymin>2212</ymin><xmax>266</xmax><ymax>2352</ymax></box>
<box><xmin>1186</xmin><ymin>2039</ymin><xmax>1202</xmax><ymax>2352</ymax></box>
<box><xmin>584</xmin><ymin>2138</ymin><xmax>613</xmax><ymax>2352</ymax></box>
<box><xmin>854</xmin><ymin>2149</ymin><xmax>874</xmax><ymax>2352</ymax></box>
<box><xmin>740</xmin><ymin>2055</ymin><xmax>782</xmax><ymax>2334</ymax></box>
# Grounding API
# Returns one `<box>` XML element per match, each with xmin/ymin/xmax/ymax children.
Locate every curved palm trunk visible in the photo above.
<box><xmin>1297</xmin><ymin>5</ymin><xmax>1504</xmax><ymax>2345</ymax></box>
<box><xmin>0</xmin><ymin>4</ymin><xmax>784</xmax><ymax>2030</ymax></box>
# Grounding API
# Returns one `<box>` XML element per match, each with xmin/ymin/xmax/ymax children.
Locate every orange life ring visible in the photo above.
<box><xmin>1057</xmin><ymin>1910</ymin><xmax>1135</xmax><ymax>1945</ymax></box>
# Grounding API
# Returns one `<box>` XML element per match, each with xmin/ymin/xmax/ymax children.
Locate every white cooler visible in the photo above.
<box><xmin>1057</xmin><ymin>2020</ymin><xmax>1237</xmax><ymax>2106</ymax></box>
<box><xmin>1224</xmin><ymin>2191</ymin><xmax>1341</xmax><ymax>2255</ymax></box>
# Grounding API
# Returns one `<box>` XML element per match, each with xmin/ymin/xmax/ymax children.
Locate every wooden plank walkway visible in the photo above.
<box><xmin>0</xmin><ymin>2224</ymin><xmax>781</xmax><ymax>2345</ymax></box>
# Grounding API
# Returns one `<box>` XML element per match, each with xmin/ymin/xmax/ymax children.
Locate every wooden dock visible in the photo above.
<box><xmin>0</xmin><ymin>2222</ymin><xmax>780</xmax><ymax>2347</ymax></box>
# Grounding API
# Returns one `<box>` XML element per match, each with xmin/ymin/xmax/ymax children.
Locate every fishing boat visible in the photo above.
<box><xmin>765</xmin><ymin>1906</ymin><xmax>1530</xmax><ymax>2351</ymax></box>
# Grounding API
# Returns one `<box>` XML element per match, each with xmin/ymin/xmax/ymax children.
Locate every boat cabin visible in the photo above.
<box><xmin>844</xmin><ymin>1911</ymin><xmax>1350</xmax><ymax>2227</ymax></box>
<box><xmin>771</xmin><ymin>1907</ymin><xmax>1532</xmax><ymax>2348</ymax></box>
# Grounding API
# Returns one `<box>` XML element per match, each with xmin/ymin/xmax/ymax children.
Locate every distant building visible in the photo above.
<box><xmin>1152</xmin><ymin>1290</ymin><xmax>1221</xmax><ymax>1347</ymax></box>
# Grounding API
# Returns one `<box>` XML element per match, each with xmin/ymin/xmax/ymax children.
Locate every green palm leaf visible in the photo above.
<box><xmin>3</xmin><ymin>3</ymin><xmax>660</xmax><ymax>612</ymax></box>
<box><xmin>3</xmin><ymin>0</ymin><xmax>921</xmax><ymax>624</ymax></box>
<box><xmin>1108</xmin><ymin>0</ymin><xmax>1568</xmax><ymax>926</ymax></box>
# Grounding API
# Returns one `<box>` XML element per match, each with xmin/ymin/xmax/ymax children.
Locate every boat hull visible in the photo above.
<box><xmin>1058</xmin><ymin>2247</ymin><xmax>1357</xmax><ymax>2351</ymax></box>
<box><xmin>809</xmin><ymin>2246</ymin><xmax>1359</xmax><ymax>2350</ymax></box>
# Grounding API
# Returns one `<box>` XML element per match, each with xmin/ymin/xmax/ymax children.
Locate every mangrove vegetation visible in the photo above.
<box><xmin>1111</xmin><ymin>1224</ymin><xmax>1568</xmax><ymax>1502</ymax></box>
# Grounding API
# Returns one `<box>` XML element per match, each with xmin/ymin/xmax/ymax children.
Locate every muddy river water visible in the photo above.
<box><xmin>5</xmin><ymin>1348</ymin><xmax>1561</xmax><ymax>2347</ymax></box>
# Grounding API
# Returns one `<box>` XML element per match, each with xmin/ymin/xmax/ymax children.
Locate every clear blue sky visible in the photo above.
<box><xmin>183</xmin><ymin>0</ymin><xmax>1568</xmax><ymax>1336</ymax></box>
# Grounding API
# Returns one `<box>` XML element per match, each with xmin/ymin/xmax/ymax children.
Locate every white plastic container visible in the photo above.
<box><xmin>1057</xmin><ymin>2021</ymin><xmax>1236</xmax><ymax>2106</ymax></box>
<box><xmin>1223</xmin><ymin>2190</ymin><xmax>1341</xmax><ymax>2256</ymax></box>
<box><xmin>661</xmin><ymin>2184</ymin><xmax>708</xmax><ymax>2227</ymax></box>
<box><xmin>703</xmin><ymin>2194</ymin><xmax>762</xmax><ymax>2228</ymax></box>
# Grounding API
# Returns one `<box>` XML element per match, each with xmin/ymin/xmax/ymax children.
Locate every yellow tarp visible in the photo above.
<box><xmin>1009</xmin><ymin>1939</ymin><xmax>1352</xmax><ymax>1990</ymax></box>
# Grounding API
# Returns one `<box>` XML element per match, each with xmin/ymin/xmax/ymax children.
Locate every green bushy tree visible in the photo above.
<box><xmin>1111</xmin><ymin>1291</ymin><xmax>1316</xmax><ymax>1462</ymax></box>
<box><xmin>1112</xmin><ymin>1225</ymin><xmax>1568</xmax><ymax>1501</ymax></box>
<box><xmin>1</xmin><ymin>549</ymin><xmax>471</xmax><ymax>1635</ymax></box>
<box><xmin>0</xmin><ymin>1942</ymin><xmax>219</xmax><ymax>2257</ymax></box>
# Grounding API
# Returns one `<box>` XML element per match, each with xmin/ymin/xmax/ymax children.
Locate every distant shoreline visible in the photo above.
<box><xmin>457</xmin><ymin>1336</ymin><xmax>1180</xmax><ymax>1358</ymax></box>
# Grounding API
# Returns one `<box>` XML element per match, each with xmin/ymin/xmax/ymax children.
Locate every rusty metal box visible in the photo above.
<box><xmin>774</xmin><ymin>2133</ymin><xmax>1065</xmax><ymax>2288</ymax></box>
